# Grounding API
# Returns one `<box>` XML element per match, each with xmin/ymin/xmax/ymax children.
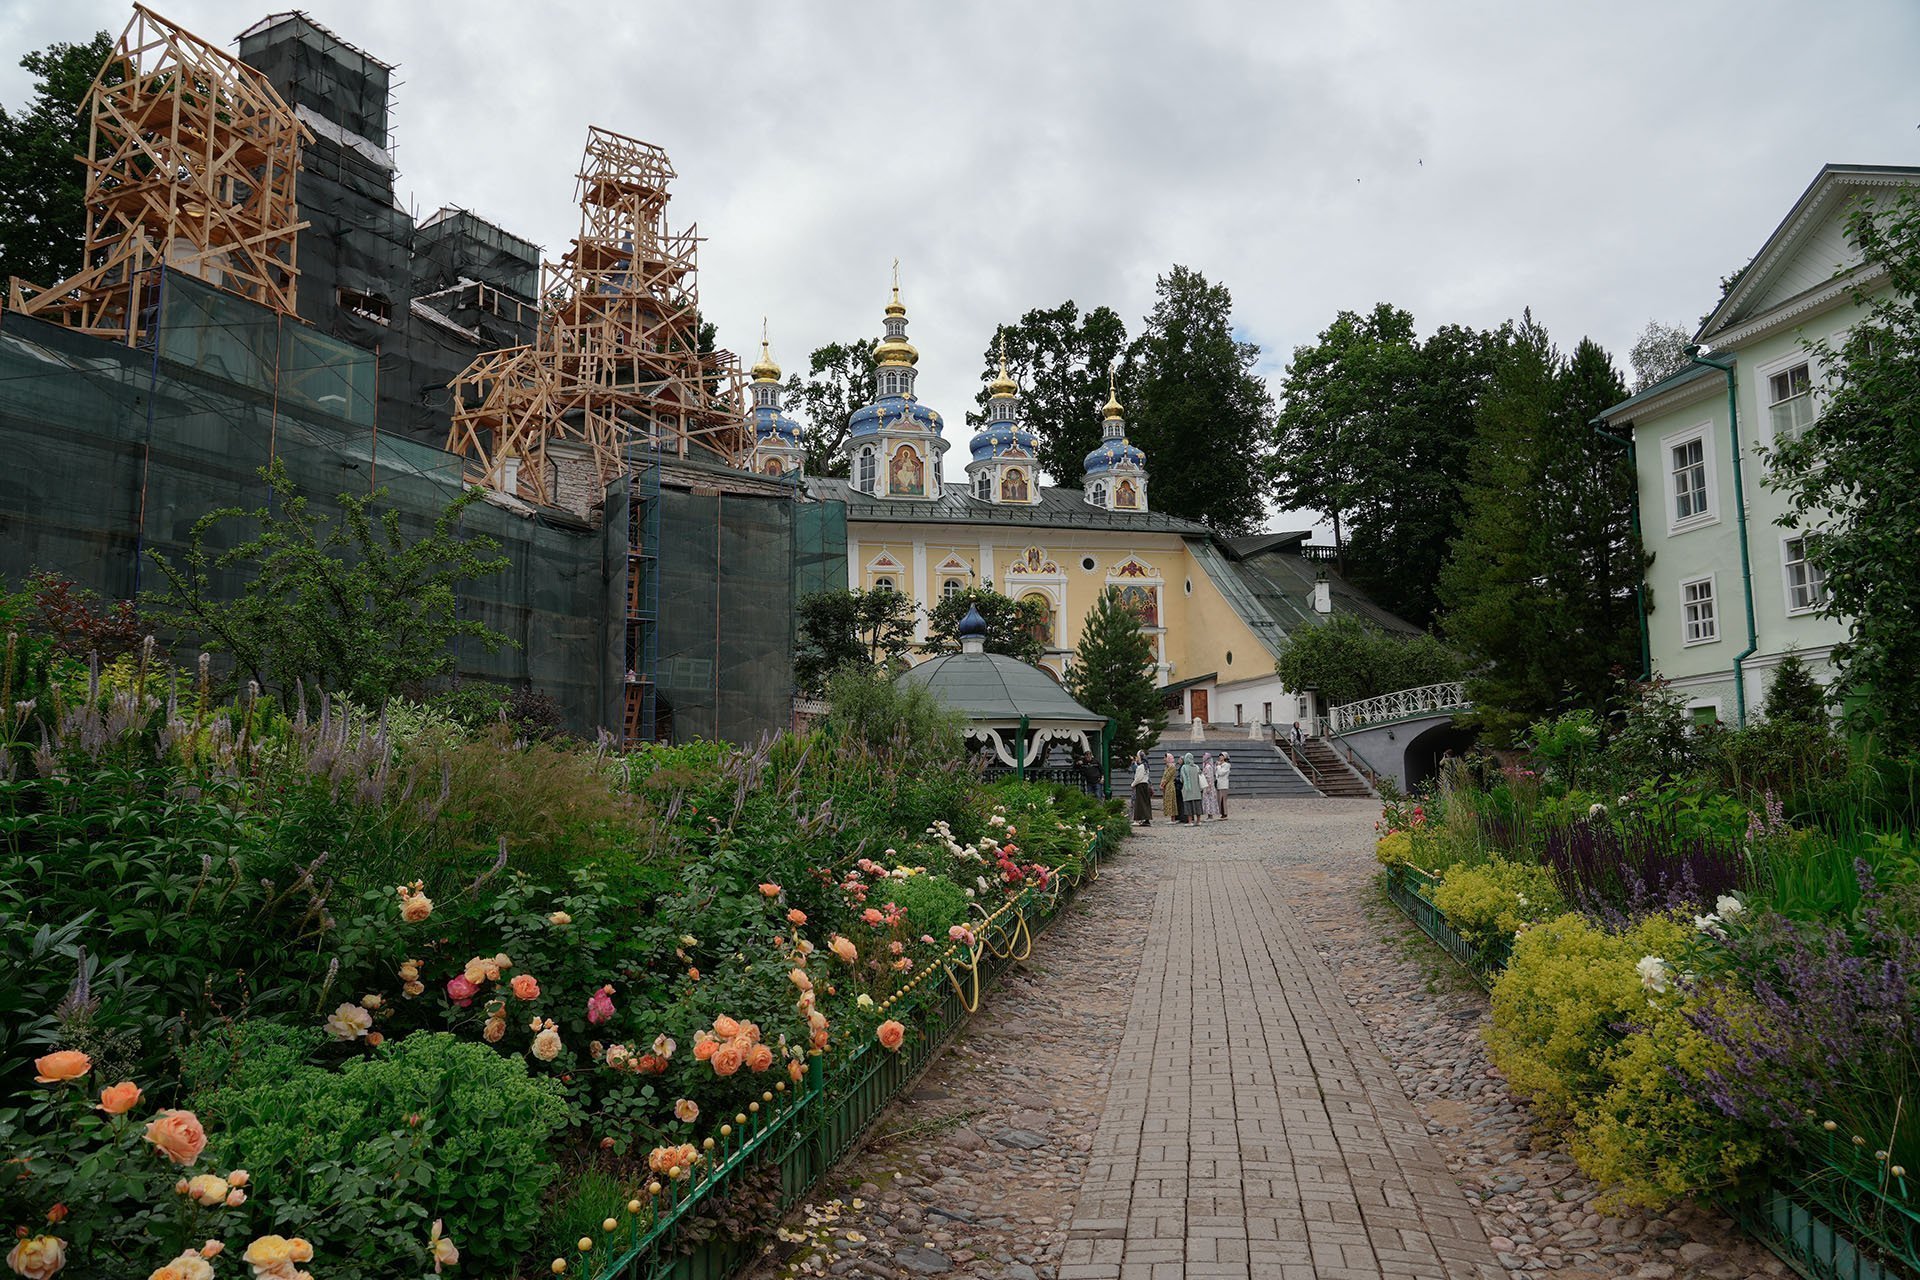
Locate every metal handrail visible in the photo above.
<box><xmin>1328</xmin><ymin>681</ymin><xmax>1469</xmax><ymax>733</ymax></box>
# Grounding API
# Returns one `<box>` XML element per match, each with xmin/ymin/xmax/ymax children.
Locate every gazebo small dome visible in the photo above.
<box><xmin>957</xmin><ymin>604</ymin><xmax>988</xmax><ymax>638</ymax></box>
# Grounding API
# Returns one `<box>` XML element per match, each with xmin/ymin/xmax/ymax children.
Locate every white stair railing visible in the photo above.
<box><xmin>1328</xmin><ymin>681</ymin><xmax>1469</xmax><ymax>733</ymax></box>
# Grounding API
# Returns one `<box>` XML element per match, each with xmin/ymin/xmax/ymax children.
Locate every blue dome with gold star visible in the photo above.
<box><xmin>1083</xmin><ymin>438</ymin><xmax>1145</xmax><ymax>473</ymax></box>
<box><xmin>970</xmin><ymin>420</ymin><xmax>1035</xmax><ymax>460</ymax></box>
<box><xmin>849</xmin><ymin>394</ymin><xmax>943</xmax><ymax>438</ymax></box>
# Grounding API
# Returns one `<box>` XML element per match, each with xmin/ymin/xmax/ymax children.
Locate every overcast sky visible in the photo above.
<box><xmin>3</xmin><ymin>1</ymin><xmax>1917</xmax><ymax>526</ymax></box>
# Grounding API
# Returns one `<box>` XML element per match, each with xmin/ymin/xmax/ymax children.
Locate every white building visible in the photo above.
<box><xmin>1596</xmin><ymin>163</ymin><xmax>1920</xmax><ymax>724</ymax></box>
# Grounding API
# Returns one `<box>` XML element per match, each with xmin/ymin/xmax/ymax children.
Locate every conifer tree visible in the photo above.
<box><xmin>1066</xmin><ymin>588</ymin><xmax>1166</xmax><ymax>762</ymax></box>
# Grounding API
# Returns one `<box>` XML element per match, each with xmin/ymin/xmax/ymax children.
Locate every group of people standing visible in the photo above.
<box><xmin>1128</xmin><ymin>750</ymin><xmax>1229</xmax><ymax>826</ymax></box>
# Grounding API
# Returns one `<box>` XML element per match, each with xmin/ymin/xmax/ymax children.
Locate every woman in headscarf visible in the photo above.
<box><xmin>1130</xmin><ymin>751</ymin><xmax>1153</xmax><ymax>826</ymax></box>
<box><xmin>1179</xmin><ymin>752</ymin><xmax>1203</xmax><ymax>825</ymax></box>
<box><xmin>1215</xmin><ymin>752</ymin><xmax>1232</xmax><ymax>819</ymax></box>
<box><xmin>1200</xmin><ymin>752</ymin><xmax>1220</xmax><ymax>821</ymax></box>
<box><xmin>1161</xmin><ymin>752</ymin><xmax>1180</xmax><ymax>823</ymax></box>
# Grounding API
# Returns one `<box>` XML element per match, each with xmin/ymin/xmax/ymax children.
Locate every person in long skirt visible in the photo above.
<box><xmin>1161</xmin><ymin>753</ymin><xmax>1180</xmax><ymax>822</ymax></box>
<box><xmin>1179</xmin><ymin>753</ymin><xmax>1203</xmax><ymax>825</ymax></box>
<box><xmin>1200</xmin><ymin>753</ymin><xmax>1220</xmax><ymax>820</ymax></box>
<box><xmin>1130</xmin><ymin>751</ymin><xmax>1153</xmax><ymax>826</ymax></box>
<box><xmin>1216</xmin><ymin>752</ymin><xmax>1232</xmax><ymax>819</ymax></box>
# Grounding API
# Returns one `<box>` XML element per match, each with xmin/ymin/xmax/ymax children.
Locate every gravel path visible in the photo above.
<box><xmin>745</xmin><ymin>799</ymin><xmax>1781</xmax><ymax>1280</ymax></box>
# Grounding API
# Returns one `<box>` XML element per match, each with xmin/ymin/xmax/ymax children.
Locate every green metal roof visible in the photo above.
<box><xmin>806</xmin><ymin>477</ymin><xmax>1211</xmax><ymax>535</ymax></box>
<box><xmin>1594</xmin><ymin>360</ymin><xmax>1723</xmax><ymax>423</ymax></box>
<box><xmin>897</xmin><ymin>651</ymin><xmax>1107</xmax><ymax>726</ymax></box>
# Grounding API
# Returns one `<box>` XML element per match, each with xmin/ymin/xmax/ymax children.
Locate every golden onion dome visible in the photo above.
<box><xmin>989</xmin><ymin>335</ymin><xmax>1017</xmax><ymax>398</ymax></box>
<box><xmin>1102</xmin><ymin>389</ymin><xmax>1125</xmax><ymax>420</ymax></box>
<box><xmin>750</xmin><ymin>339</ymin><xmax>780</xmax><ymax>383</ymax></box>
<box><xmin>875</xmin><ymin>335</ymin><xmax>918</xmax><ymax>367</ymax></box>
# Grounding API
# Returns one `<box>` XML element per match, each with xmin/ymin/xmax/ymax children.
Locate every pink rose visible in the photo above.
<box><xmin>446</xmin><ymin>974</ymin><xmax>478</xmax><ymax>1006</ymax></box>
<box><xmin>586</xmin><ymin>984</ymin><xmax>616</xmax><ymax>1025</ymax></box>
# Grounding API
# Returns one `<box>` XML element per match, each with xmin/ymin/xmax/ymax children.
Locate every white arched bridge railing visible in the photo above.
<box><xmin>1328</xmin><ymin>681</ymin><xmax>1470</xmax><ymax>733</ymax></box>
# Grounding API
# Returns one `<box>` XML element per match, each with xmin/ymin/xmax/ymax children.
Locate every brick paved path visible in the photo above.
<box><xmin>1060</xmin><ymin>811</ymin><xmax>1506</xmax><ymax>1280</ymax></box>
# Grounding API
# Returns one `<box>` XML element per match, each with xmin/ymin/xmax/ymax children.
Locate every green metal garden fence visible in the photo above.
<box><xmin>1382</xmin><ymin>861</ymin><xmax>1920</xmax><ymax>1280</ymax></box>
<box><xmin>571</xmin><ymin>826</ymin><xmax>1117</xmax><ymax>1280</ymax></box>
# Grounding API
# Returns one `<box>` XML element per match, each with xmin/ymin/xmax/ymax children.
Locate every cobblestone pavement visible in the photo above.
<box><xmin>749</xmin><ymin>799</ymin><xmax>1772</xmax><ymax>1280</ymax></box>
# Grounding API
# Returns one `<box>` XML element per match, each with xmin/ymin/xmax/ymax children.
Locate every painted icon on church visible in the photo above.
<box><xmin>1119</xmin><ymin>584</ymin><xmax>1158</xmax><ymax>627</ymax></box>
<box><xmin>1115</xmin><ymin>479</ymin><xmax>1139</xmax><ymax>509</ymax></box>
<box><xmin>762</xmin><ymin>457</ymin><xmax>784</xmax><ymax>475</ymax></box>
<box><xmin>1001</xmin><ymin>468</ymin><xmax>1029</xmax><ymax>503</ymax></box>
<box><xmin>889</xmin><ymin>446</ymin><xmax>925</xmax><ymax>496</ymax></box>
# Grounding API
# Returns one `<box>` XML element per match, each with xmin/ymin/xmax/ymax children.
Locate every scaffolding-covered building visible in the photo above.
<box><xmin>0</xmin><ymin>6</ymin><xmax>833</xmax><ymax>743</ymax></box>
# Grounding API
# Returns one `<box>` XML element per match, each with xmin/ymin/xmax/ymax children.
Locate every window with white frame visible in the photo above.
<box><xmin>1681</xmin><ymin>575</ymin><xmax>1719</xmax><ymax>645</ymax></box>
<box><xmin>973</xmin><ymin>470</ymin><xmax>991</xmax><ymax>500</ymax></box>
<box><xmin>1087</xmin><ymin>481</ymin><xmax>1106</xmax><ymax>507</ymax></box>
<box><xmin>1782</xmin><ymin>534</ymin><xmax>1828</xmax><ymax>614</ymax></box>
<box><xmin>942</xmin><ymin>577</ymin><xmax>964</xmax><ymax>600</ymax></box>
<box><xmin>1671</xmin><ymin>437</ymin><xmax>1709</xmax><ymax>523</ymax></box>
<box><xmin>855</xmin><ymin>447</ymin><xmax>877</xmax><ymax>493</ymax></box>
<box><xmin>1767</xmin><ymin>362</ymin><xmax>1814</xmax><ymax>441</ymax></box>
<box><xmin>872</xmin><ymin>576</ymin><xmax>895</xmax><ymax>592</ymax></box>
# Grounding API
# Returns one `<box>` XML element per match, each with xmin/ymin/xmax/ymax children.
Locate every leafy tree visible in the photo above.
<box><xmin>1627</xmin><ymin>319</ymin><xmax>1693</xmax><ymax>392</ymax></box>
<box><xmin>1124</xmin><ymin>265</ymin><xmax>1276</xmax><ymax>534</ymax></box>
<box><xmin>784</xmin><ymin>339</ymin><xmax>878</xmax><ymax>477</ymax></box>
<box><xmin>1272</xmin><ymin>305</ymin><xmax>1497</xmax><ymax>626</ymax></box>
<box><xmin>1272</xmin><ymin>613</ymin><xmax>1466</xmax><ymax>709</ymax></box>
<box><xmin>967</xmin><ymin>301</ymin><xmax>1128</xmax><ymax>486</ymax></box>
<box><xmin>922</xmin><ymin>586</ymin><xmax>1046</xmax><ymax>664</ymax></box>
<box><xmin>1066</xmin><ymin>588</ymin><xmax>1166</xmax><ymax>762</ymax></box>
<box><xmin>1766</xmin><ymin>186</ymin><xmax>1920</xmax><ymax>747</ymax></box>
<box><xmin>0</xmin><ymin>32</ymin><xmax>113</xmax><ymax>289</ymax></box>
<box><xmin>792</xmin><ymin>587</ymin><xmax>918</xmax><ymax>696</ymax></box>
<box><xmin>1439</xmin><ymin>317</ymin><xmax>1642</xmax><ymax>744</ymax></box>
<box><xmin>146</xmin><ymin>459</ymin><xmax>513</xmax><ymax>706</ymax></box>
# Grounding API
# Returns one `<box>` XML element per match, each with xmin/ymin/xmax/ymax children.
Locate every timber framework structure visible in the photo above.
<box><xmin>445</xmin><ymin>127</ymin><xmax>749</xmax><ymax>504</ymax></box>
<box><xmin>6</xmin><ymin>4</ymin><xmax>310</xmax><ymax>345</ymax></box>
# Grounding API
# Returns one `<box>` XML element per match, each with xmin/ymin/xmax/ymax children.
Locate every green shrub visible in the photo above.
<box><xmin>882</xmin><ymin>873</ymin><xmax>969</xmax><ymax>936</ymax></box>
<box><xmin>824</xmin><ymin>667</ymin><xmax>964</xmax><ymax>765</ymax></box>
<box><xmin>1374</xmin><ymin>830</ymin><xmax>1413</xmax><ymax>867</ymax></box>
<box><xmin>1430</xmin><ymin>857</ymin><xmax>1563</xmax><ymax>952</ymax></box>
<box><xmin>196</xmin><ymin>1029</ymin><xmax>568</xmax><ymax>1279</ymax></box>
<box><xmin>1486</xmin><ymin>911</ymin><xmax>1688</xmax><ymax>1124</ymax></box>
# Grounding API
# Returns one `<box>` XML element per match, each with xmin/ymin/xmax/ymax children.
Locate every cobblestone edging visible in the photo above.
<box><xmin>1281</xmin><ymin>855</ymin><xmax>1785</xmax><ymax>1280</ymax></box>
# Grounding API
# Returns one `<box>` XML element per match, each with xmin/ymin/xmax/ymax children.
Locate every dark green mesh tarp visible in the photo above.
<box><xmin>0</xmin><ymin>271</ymin><xmax>618</xmax><ymax>735</ymax></box>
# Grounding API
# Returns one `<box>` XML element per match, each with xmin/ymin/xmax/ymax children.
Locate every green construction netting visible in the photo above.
<box><xmin>0</xmin><ymin>270</ymin><xmax>619</xmax><ymax>734</ymax></box>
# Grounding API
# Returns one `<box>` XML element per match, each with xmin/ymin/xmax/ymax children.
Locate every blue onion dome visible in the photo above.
<box><xmin>1083</xmin><ymin>439</ymin><xmax>1146</xmax><ymax>473</ymax></box>
<box><xmin>849</xmin><ymin>397</ymin><xmax>942</xmax><ymax>437</ymax></box>
<box><xmin>754</xmin><ymin>405</ymin><xmax>802</xmax><ymax>443</ymax></box>
<box><xmin>956</xmin><ymin>603</ymin><xmax>989</xmax><ymax>638</ymax></box>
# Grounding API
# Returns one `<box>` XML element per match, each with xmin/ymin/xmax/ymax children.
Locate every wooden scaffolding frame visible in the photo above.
<box><xmin>446</xmin><ymin>126</ymin><xmax>749</xmax><ymax>501</ymax></box>
<box><xmin>5</xmin><ymin>4</ymin><xmax>310</xmax><ymax>344</ymax></box>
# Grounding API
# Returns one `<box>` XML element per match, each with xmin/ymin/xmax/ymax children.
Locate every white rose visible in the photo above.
<box><xmin>1635</xmin><ymin>955</ymin><xmax>1672</xmax><ymax>994</ymax></box>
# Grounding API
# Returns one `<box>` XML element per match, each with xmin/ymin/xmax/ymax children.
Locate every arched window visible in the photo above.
<box><xmin>942</xmin><ymin>578</ymin><xmax>964</xmax><ymax>600</ymax></box>
<box><xmin>856</xmin><ymin>447</ymin><xmax>877</xmax><ymax>493</ymax></box>
<box><xmin>873</xmin><ymin>576</ymin><xmax>896</xmax><ymax>592</ymax></box>
<box><xmin>974</xmin><ymin>470</ymin><xmax>992</xmax><ymax>500</ymax></box>
<box><xmin>1020</xmin><ymin>591</ymin><xmax>1053</xmax><ymax>648</ymax></box>
<box><xmin>754</xmin><ymin>383</ymin><xmax>775</xmax><ymax>408</ymax></box>
<box><xmin>1087</xmin><ymin>482</ymin><xmax>1106</xmax><ymax>507</ymax></box>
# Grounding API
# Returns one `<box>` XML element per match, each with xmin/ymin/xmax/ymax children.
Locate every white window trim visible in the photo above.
<box><xmin>855</xmin><ymin>446</ymin><xmax>877</xmax><ymax>494</ymax></box>
<box><xmin>1661</xmin><ymin>423</ymin><xmax>1720</xmax><ymax>535</ymax></box>
<box><xmin>1754</xmin><ymin>348</ymin><xmax>1820</xmax><ymax>448</ymax></box>
<box><xmin>1679</xmin><ymin>572</ymin><xmax>1720</xmax><ymax>647</ymax></box>
<box><xmin>1779</xmin><ymin>531</ymin><xmax>1828</xmax><ymax>617</ymax></box>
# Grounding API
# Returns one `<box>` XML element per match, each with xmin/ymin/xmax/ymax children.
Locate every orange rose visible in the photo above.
<box><xmin>510</xmin><ymin>974</ymin><xmax>541</xmax><ymax>1000</ymax></box>
<box><xmin>829</xmin><ymin>935</ymin><xmax>857</xmax><ymax>964</ymax></box>
<box><xmin>810</xmin><ymin>1028</ymin><xmax>831</xmax><ymax>1051</ymax></box>
<box><xmin>692</xmin><ymin>1033</ymin><xmax>717</xmax><ymax>1062</ymax></box>
<box><xmin>875</xmin><ymin>1020</ymin><xmax>906</xmax><ymax>1052</ymax></box>
<box><xmin>758</xmin><ymin>882</ymin><xmax>782</xmax><ymax>897</ymax></box>
<box><xmin>32</xmin><ymin>1050</ymin><xmax>90</xmax><ymax>1083</ymax></box>
<box><xmin>746</xmin><ymin>1044</ymin><xmax>774</xmax><ymax>1073</ymax></box>
<box><xmin>712</xmin><ymin>1015</ymin><xmax>741</xmax><ymax>1039</ymax></box>
<box><xmin>7</xmin><ymin>1236</ymin><xmax>66</xmax><ymax>1280</ymax></box>
<box><xmin>710</xmin><ymin>1044</ymin><xmax>744</xmax><ymax>1077</ymax></box>
<box><xmin>145</xmin><ymin>1109</ymin><xmax>209</xmax><ymax>1166</ymax></box>
<box><xmin>788</xmin><ymin>1058</ymin><xmax>807</xmax><ymax>1083</ymax></box>
<box><xmin>98</xmin><ymin>1080</ymin><xmax>142</xmax><ymax>1114</ymax></box>
<box><xmin>785</xmin><ymin>908</ymin><xmax>807</xmax><ymax>926</ymax></box>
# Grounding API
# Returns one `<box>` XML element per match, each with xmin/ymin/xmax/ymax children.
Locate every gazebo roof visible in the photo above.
<box><xmin>898</xmin><ymin>652</ymin><xmax>1107</xmax><ymax>727</ymax></box>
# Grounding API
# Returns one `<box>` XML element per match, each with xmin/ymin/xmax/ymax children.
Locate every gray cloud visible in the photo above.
<box><xmin>3</xmin><ymin>0</ymin><xmax>1915</xmax><ymax>522</ymax></box>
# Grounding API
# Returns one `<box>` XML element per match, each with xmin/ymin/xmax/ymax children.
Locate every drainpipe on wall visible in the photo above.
<box><xmin>1589</xmin><ymin>419</ymin><xmax>1651</xmax><ymax>681</ymax></box>
<box><xmin>1686</xmin><ymin>346</ymin><xmax>1759</xmax><ymax>726</ymax></box>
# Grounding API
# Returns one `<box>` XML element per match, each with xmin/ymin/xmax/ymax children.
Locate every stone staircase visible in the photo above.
<box><xmin>1290</xmin><ymin>737</ymin><xmax>1375</xmax><ymax>798</ymax></box>
<box><xmin>1111</xmin><ymin>737</ymin><xmax>1320</xmax><ymax>800</ymax></box>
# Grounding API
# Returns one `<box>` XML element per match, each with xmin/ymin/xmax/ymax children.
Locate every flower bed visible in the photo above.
<box><xmin>1372</xmin><ymin>685</ymin><xmax>1920</xmax><ymax>1280</ymax></box>
<box><xmin>0</xmin><ymin>635</ymin><xmax>1130</xmax><ymax>1279</ymax></box>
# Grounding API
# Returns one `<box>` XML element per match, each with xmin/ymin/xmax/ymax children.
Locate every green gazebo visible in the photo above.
<box><xmin>896</xmin><ymin>606</ymin><xmax>1113</xmax><ymax>782</ymax></box>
